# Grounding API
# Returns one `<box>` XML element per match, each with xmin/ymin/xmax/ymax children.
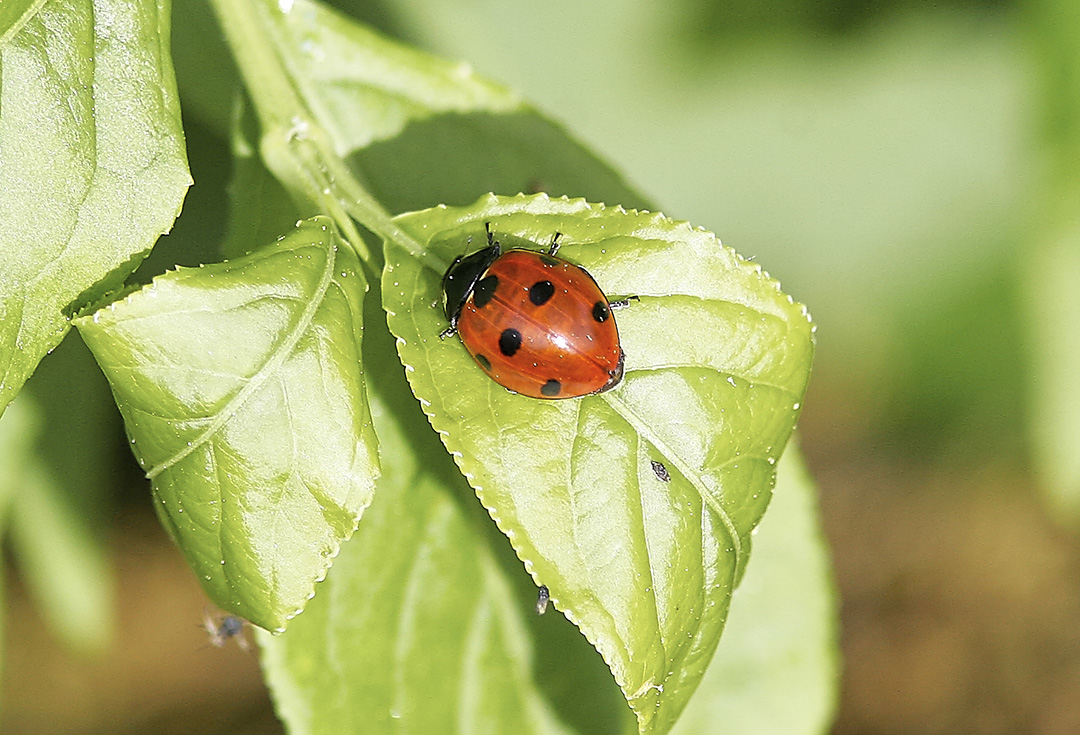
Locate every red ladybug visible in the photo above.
<box><xmin>441</xmin><ymin>224</ymin><xmax>626</xmax><ymax>399</ymax></box>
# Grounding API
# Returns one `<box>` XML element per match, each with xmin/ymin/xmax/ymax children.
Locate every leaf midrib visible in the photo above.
<box><xmin>603</xmin><ymin>391</ymin><xmax>743</xmax><ymax>564</ymax></box>
<box><xmin>146</xmin><ymin>243</ymin><xmax>337</xmax><ymax>479</ymax></box>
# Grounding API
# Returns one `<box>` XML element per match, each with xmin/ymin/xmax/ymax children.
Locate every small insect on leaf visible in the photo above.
<box><xmin>535</xmin><ymin>585</ymin><xmax>550</xmax><ymax>615</ymax></box>
<box><xmin>650</xmin><ymin>460</ymin><xmax>671</xmax><ymax>483</ymax></box>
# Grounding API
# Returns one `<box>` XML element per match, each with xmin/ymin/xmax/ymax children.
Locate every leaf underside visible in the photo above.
<box><xmin>260</xmin><ymin>387</ymin><xmax>576</xmax><ymax>734</ymax></box>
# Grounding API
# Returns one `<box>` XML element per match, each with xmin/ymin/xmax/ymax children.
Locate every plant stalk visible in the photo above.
<box><xmin>206</xmin><ymin>0</ymin><xmax>433</xmax><ymax>267</ymax></box>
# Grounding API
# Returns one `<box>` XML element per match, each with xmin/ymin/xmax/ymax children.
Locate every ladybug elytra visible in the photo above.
<box><xmin>441</xmin><ymin>224</ymin><xmax>625</xmax><ymax>399</ymax></box>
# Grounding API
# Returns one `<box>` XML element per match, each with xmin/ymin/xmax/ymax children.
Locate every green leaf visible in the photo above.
<box><xmin>0</xmin><ymin>0</ymin><xmax>43</xmax><ymax>46</ymax></box>
<box><xmin>0</xmin><ymin>397</ymin><xmax>37</xmax><ymax>531</ymax></box>
<box><xmin>74</xmin><ymin>217</ymin><xmax>379</xmax><ymax>631</ymax></box>
<box><xmin>0</xmin><ymin>397</ymin><xmax>37</xmax><ymax>682</ymax></box>
<box><xmin>253</xmin><ymin>0</ymin><xmax>519</xmax><ymax>150</ymax></box>
<box><xmin>671</xmin><ymin>444</ymin><xmax>838</xmax><ymax>735</ymax></box>
<box><xmin>6</xmin><ymin>449</ymin><xmax>115</xmax><ymax>655</ymax></box>
<box><xmin>0</xmin><ymin>0</ymin><xmax>191</xmax><ymax>417</ymax></box>
<box><xmin>171</xmin><ymin>0</ymin><xmax>240</xmax><ymax>135</ymax></box>
<box><xmin>221</xmin><ymin>97</ymin><xmax>309</xmax><ymax>260</ymax></box>
<box><xmin>260</xmin><ymin>379</ymin><xmax>576</xmax><ymax>735</ymax></box>
<box><xmin>231</xmin><ymin>0</ymin><xmax>647</xmax><ymax>216</ymax></box>
<box><xmin>22</xmin><ymin>331</ymin><xmax>126</xmax><ymax>525</ymax></box>
<box><xmin>383</xmin><ymin>193</ymin><xmax>815</xmax><ymax>733</ymax></box>
<box><xmin>229</xmin><ymin>144</ymin><xmax>631</xmax><ymax>733</ymax></box>
<box><xmin>0</xmin><ymin>394</ymin><xmax>114</xmax><ymax>654</ymax></box>
<box><xmin>212</xmin><ymin>2</ymin><xmax>828</xmax><ymax>728</ymax></box>
<box><xmin>1027</xmin><ymin>220</ymin><xmax>1080</xmax><ymax>522</ymax></box>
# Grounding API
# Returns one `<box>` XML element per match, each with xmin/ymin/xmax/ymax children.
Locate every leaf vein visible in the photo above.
<box><xmin>632</xmin><ymin>433</ymin><xmax>668</xmax><ymax>676</ymax></box>
<box><xmin>603</xmin><ymin>392</ymin><xmax>743</xmax><ymax>565</ymax></box>
<box><xmin>145</xmin><ymin>246</ymin><xmax>336</xmax><ymax>478</ymax></box>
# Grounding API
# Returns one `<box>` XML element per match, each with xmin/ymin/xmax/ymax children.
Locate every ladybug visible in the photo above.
<box><xmin>441</xmin><ymin>223</ymin><xmax>626</xmax><ymax>399</ymax></box>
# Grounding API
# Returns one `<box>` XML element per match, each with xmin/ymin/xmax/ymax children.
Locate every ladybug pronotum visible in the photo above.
<box><xmin>441</xmin><ymin>224</ymin><xmax>625</xmax><ymax>399</ymax></box>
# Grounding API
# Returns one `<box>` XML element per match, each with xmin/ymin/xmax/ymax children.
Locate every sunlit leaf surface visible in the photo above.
<box><xmin>384</xmin><ymin>193</ymin><xmax>814</xmax><ymax>732</ymax></box>
<box><xmin>0</xmin><ymin>0</ymin><xmax>190</xmax><ymax>416</ymax></box>
<box><xmin>75</xmin><ymin>218</ymin><xmax>378</xmax><ymax>630</ymax></box>
<box><xmin>672</xmin><ymin>445</ymin><xmax>838</xmax><ymax>735</ymax></box>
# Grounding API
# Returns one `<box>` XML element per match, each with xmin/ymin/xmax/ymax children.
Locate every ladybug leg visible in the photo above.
<box><xmin>609</xmin><ymin>295</ymin><xmax>640</xmax><ymax>310</ymax></box>
<box><xmin>548</xmin><ymin>231</ymin><xmax>563</xmax><ymax>257</ymax></box>
<box><xmin>439</xmin><ymin>325</ymin><xmax>457</xmax><ymax>340</ymax></box>
<box><xmin>484</xmin><ymin>221</ymin><xmax>498</xmax><ymax>247</ymax></box>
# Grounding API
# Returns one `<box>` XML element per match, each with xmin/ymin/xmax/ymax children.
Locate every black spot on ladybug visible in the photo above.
<box><xmin>541</xmin><ymin>379</ymin><xmax>561</xmax><ymax>397</ymax></box>
<box><xmin>592</xmin><ymin>301</ymin><xmax>610</xmax><ymax>323</ymax></box>
<box><xmin>538</xmin><ymin>253</ymin><xmax>560</xmax><ymax>267</ymax></box>
<box><xmin>529</xmin><ymin>280</ymin><xmax>555</xmax><ymax>306</ymax></box>
<box><xmin>475</xmin><ymin>354</ymin><xmax>491</xmax><ymax>371</ymax></box>
<box><xmin>499</xmin><ymin>328</ymin><xmax>522</xmax><ymax>357</ymax></box>
<box><xmin>473</xmin><ymin>275</ymin><xmax>499</xmax><ymax>308</ymax></box>
<box><xmin>651</xmin><ymin>460</ymin><xmax>671</xmax><ymax>483</ymax></box>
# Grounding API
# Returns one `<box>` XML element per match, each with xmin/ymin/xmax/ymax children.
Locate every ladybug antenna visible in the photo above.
<box><xmin>548</xmin><ymin>232</ymin><xmax>563</xmax><ymax>257</ymax></box>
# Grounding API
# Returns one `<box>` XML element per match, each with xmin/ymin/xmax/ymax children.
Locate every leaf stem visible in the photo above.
<box><xmin>206</xmin><ymin>0</ymin><xmax>298</xmax><ymax>133</ymax></box>
<box><xmin>207</xmin><ymin>0</ymin><xmax>435</xmax><ymax>269</ymax></box>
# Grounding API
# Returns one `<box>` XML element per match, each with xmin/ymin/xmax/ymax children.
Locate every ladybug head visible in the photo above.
<box><xmin>442</xmin><ymin>226</ymin><xmax>501</xmax><ymax>327</ymax></box>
